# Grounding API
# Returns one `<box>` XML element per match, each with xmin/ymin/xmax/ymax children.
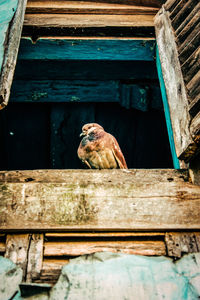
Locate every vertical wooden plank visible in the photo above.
<box><xmin>155</xmin><ymin>8</ymin><xmax>194</xmax><ymax>162</ymax></box>
<box><xmin>165</xmin><ymin>232</ymin><xmax>199</xmax><ymax>258</ymax></box>
<box><xmin>5</xmin><ymin>234</ymin><xmax>31</xmax><ymax>280</ymax></box>
<box><xmin>156</xmin><ymin>46</ymin><xmax>180</xmax><ymax>169</ymax></box>
<box><xmin>26</xmin><ymin>234</ymin><xmax>44</xmax><ymax>283</ymax></box>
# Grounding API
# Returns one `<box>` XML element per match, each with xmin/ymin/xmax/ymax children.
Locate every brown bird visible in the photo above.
<box><xmin>77</xmin><ymin>123</ymin><xmax>127</xmax><ymax>169</ymax></box>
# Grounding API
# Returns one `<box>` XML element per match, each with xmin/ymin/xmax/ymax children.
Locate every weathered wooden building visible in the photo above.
<box><xmin>0</xmin><ymin>0</ymin><xmax>200</xmax><ymax>298</ymax></box>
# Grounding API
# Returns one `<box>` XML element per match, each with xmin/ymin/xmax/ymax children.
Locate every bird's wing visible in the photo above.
<box><xmin>109</xmin><ymin>135</ymin><xmax>128</xmax><ymax>169</ymax></box>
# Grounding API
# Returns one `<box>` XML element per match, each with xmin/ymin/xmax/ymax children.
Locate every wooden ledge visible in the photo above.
<box><xmin>1</xmin><ymin>169</ymin><xmax>200</xmax><ymax>231</ymax></box>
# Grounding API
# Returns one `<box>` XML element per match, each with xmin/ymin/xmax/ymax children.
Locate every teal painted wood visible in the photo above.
<box><xmin>156</xmin><ymin>46</ymin><xmax>180</xmax><ymax>169</ymax></box>
<box><xmin>10</xmin><ymin>79</ymin><xmax>163</xmax><ymax>110</ymax></box>
<box><xmin>0</xmin><ymin>0</ymin><xmax>18</xmax><ymax>73</ymax></box>
<box><xmin>10</xmin><ymin>80</ymin><xmax>119</xmax><ymax>103</ymax></box>
<box><xmin>17</xmin><ymin>38</ymin><xmax>156</xmax><ymax>61</ymax></box>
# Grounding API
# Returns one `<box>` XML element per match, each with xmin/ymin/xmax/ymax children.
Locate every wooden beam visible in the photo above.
<box><xmin>155</xmin><ymin>8</ymin><xmax>194</xmax><ymax>161</ymax></box>
<box><xmin>18</xmin><ymin>38</ymin><xmax>155</xmax><ymax>61</ymax></box>
<box><xmin>24</xmin><ymin>13</ymin><xmax>155</xmax><ymax>28</ymax></box>
<box><xmin>44</xmin><ymin>240</ymin><xmax>166</xmax><ymax>256</ymax></box>
<box><xmin>0</xmin><ymin>0</ymin><xmax>27</xmax><ymax>109</ymax></box>
<box><xmin>26</xmin><ymin>1</ymin><xmax>159</xmax><ymax>15</ymax></box>
<box><xmin>1</xmin><ymin>169</ymin><xmax>200</xmax><ymax>231</ymax></box>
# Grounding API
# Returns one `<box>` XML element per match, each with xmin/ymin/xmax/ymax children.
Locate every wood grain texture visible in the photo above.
<box><xmin>45</xmin><ymin>232</ymin><xmax>165</xmax><ymax>237</ymax></box>
<box><xmin>4</xmin><ymin>234</ymin><xmax>31</xmax><ymax>280</ymax></box>
<box><xmin>18</xmin><ymin>38</ymin><xmax>155</xmax><ymax>61</ymax></box>
<box><xmin>165</xmin><ymin>232</ymin><xmax>200</xmax><ymax>258</ymax></box>
<box><xmin>171</xmin><ymin>0</ymin><xmax>198</xmax><ymax>31</ymax></box>
<box><xmin>0</xmin><ymin>0</ymin><xmax>27</xmax><ymax>109</ymax></box>
<box><xmin>189</xmin><ymin>93</ymin><xmax>200</xmax><ymax>119</ymax></box>
<box><xmin>175</xmin><ymin>2</ymin><xmax>200</xmax><ymax>37</ymax></box>
<box><xmin>44</xmin><ymin>240</ymin><xmax>166</xmax><ymax>256</ymax></box>
<box><xmin>26</xmin><ymin>1</ymin><xmax>159</xmax><ymax>15</ymax></box>
<box><xmin>156</xmin><ymin>46</ymin><xmax>180</xmax><ymax>169</ymax></box>
<box><xmin>1</xmin><ymin>169</ymin><xmax>200</xmax><ymax>231</ymax></box>
<box><xmin>181</xmin><ymin>47</ymin><xmax>200</xmax><ymax>86</ymax></box>
<box><xmin>26</xmin><ymin>234</ymin><xmax>44</xmax><ymax>282</ymax></box>
<box><xmin>155</xmin><ymin>8</ymin><xmax>194</xmax><ymax>161</ymax></box>
<box><xmin>24</xmin><ymin>13</ymin><xmax>155</xmax><ymax>27</ymax></box>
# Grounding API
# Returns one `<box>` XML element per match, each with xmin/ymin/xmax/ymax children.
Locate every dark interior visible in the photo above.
<box><xmin>0</xmin><ymin>59</ymin><xmax>173</xmax><ymax>170</ymax></box>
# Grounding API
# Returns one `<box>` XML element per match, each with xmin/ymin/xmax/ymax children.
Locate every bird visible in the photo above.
<box><xmin>77</xmin><ymin>123</ymin><xmax>127</xmax><ymax>169</ymax></box>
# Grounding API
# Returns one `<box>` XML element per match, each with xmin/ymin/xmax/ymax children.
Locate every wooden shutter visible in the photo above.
<box><xmin>155</xmin><ymin>0</ymin><xmax>200</xmax><ymax>162</ymax></box>
<box><xmin>0</xmin><ymin>0</ymin><xmax>27</xmax><ymax>109</ymax></box>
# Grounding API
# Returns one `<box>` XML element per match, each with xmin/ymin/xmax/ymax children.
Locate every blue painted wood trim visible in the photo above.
<box><xmin>156</xmin><ymin>45</ymin><xmax>180</xmax><ymax>169</ymax></box>
<box><xmin>18</xmin><ymin>38</ymin><xmax>156</xmax><ymax>61</ymax></box>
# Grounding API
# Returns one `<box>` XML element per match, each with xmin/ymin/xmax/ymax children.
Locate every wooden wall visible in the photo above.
<box><xmin>23</xmin><ymin>0</ymin><xmax>166</xmax><ymax>39</ymax></box>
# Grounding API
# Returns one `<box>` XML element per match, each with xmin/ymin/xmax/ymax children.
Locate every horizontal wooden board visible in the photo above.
<box><xmin>26</xmin><ymin>1</ymin><xmax>159</xmax><ymax>15</ymax></box>
<box><xmin>9</xmin><ymin>79</ymin><xmax>162</xmax><ymax>111</ymax></box>
<box><xmin>45</xmin><ymin>232</ymin><xmax>165</xmax><ymax>237</ymax></box>
<box><xmin>1</xmin><ymin>169</ymin><xmax>200</xmax><ymax>231</ymax></box>
<box><xmin>44</xmin><ymin>240</ymin><xmax>166</xmax><ymax>256</ymax></box>
<box><xmin>18</xmin><ymin>38</ymin><xmax>155</xmax><ymax>61</ymax></box>
<box><xmin>24</xmin><ymin>13</ymin><xmax>155</xmax><ymax>28</ymax></box>
<box><xmin>10</xmin><ymin>80</ymin><xmax>119</xmax><ymax>103</ymax></box>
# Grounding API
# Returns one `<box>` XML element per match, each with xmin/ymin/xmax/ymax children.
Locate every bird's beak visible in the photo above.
<box><xmin>80</xmin><ymin>132</ymin><xmax>85</xmax><ymax>137</ymax></box>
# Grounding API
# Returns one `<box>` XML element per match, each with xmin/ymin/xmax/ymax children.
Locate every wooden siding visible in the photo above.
<box><xmin>23</xmin><ymin>0</ymin><xmax>165</xmax><ymax>38</ymax></box>
<box><xmin>155</xmin><ymin>0</ymin><xmax>200</xmax><ymax>162</ymax></box>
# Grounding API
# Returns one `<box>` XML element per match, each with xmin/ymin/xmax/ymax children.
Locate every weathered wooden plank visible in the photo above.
<box><xmin>169</xmin><ymin>0</ymin><xmax>187</xmax><ymax>20</ymax></box>
<box><xmin>24</xmin><ymin>13</ymin><xmax>155</xmax><ymax>28</ymax></box>
<box><xmin>175</xmin><ymin>2</ymin><xmax>200</xmax><ymax>38</ymax></box>
<box><xmin>10</xmin><ymin>80</ymin><xmax>119</xmax><ymax>103</ymax></box>
<box><xmin>189</xmin><ymin>93</ymin><xmax>200</xmax><ymax>118</ymax></box>
<box><xmin>187</xmin><ymin>70</ymin><xmax>200</xmax><ymax>101</ymax></box>
<box><xmin>164</xmin><ymin>0</ymin><xmax>179</xmax><ymax>12</ymax></box>
<box><xmin>45</xmin><ymin>232</ymin><xmax>165</xmax><ymax>237</ymax></box>
<box><xmin>165</xmin><ymin>232</ymin><xmax>200</xmax><ymax>258</ymax></box>
<box><xmin>178</xmin><ymin>23</ymin><xmax>200</xmax><ymax>56</ymax></box>
<box><xmin>44</xmin><ymin>240</ymin><xmax>166</xmax><ymax>256</ymax></box>
<box><xmin>26</xmin><ymin>1</ymin><xmax>159</xmax><ymax>15</ymax></box>
<box><xmin>155</xmin><ymin>8</ymin><xmax>194</xmax><ymax>161</ymax></box>
<box><xmin>0</xmin><ymin>169</ymin><xmax>188</xmax><ymax>183</ymax></box>
<box><xmin>171</xmin><ymin>0</ymin><xmax>198</xmax><ymax>31</ymax></box>
<box><xmin>181</xmin><ymin>47</ymin><xmax>200</xmax><ymax>85</ymax></box>
<box><xmin>18</xmin><ymin>38</ymin><xmax>155</xmax><ymax>61</ymax></box>
<box><xmin>26</xmin><ymin>234</ymin><xmax>44</xmax><ymax>283</ymax></box>
<box><xmin>179</xmin><ymin>32</ymin><xmax>199</xmax><ymax>65</ymax></box>
<box><xmin>156</xmin><ymin>46</ymin><xmax>180</xmax><ymax>169</ymax></box>
<box><xmin>37</xmin><ymin>259</ymin><xmax>68</xmax><ymax>284</ymax></box>
<box><xmin>5</xmin><ymin>234</ymin><xmax>31</xmax><ymax>280</ymax></box>
<box><xmin>1</xmin><ymin>169</ymin><xmax>200</xmax><ymax>231</ymax></box>
<box><xmin>190</xmin><ymin>111</ymin><xmax>200</xmax><ymax>140</ymax></box>
<box><xmin>0</xmin><ymin>0</ymin><xmax>27</xmax><ymax>109</ymax></box>
<box><xmin>176</xmin><ymin>9</ymin><xmax>200</xmax><ymax>45</ymax></box>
